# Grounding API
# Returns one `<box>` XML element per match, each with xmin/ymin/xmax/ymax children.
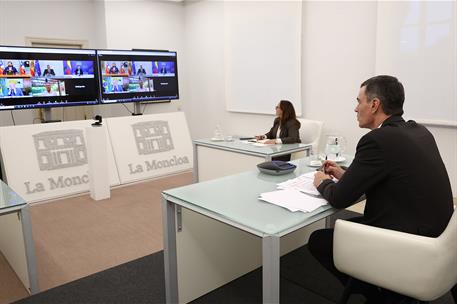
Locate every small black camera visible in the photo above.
<box><xmin>92</xmin><ymin>115</ymin><xmax>102</xmax><ymax>127</ymax></box>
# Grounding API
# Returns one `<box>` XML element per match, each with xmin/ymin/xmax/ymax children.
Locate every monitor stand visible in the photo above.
<box><xmin>132</xmin><ymin>102</ymin><xmax>143</xmax><ymax>116</ymax></box>
<box><xmin>41</xmin><ymin>108</ymin><xmax>61</xmax><ymax>123</ymax></box>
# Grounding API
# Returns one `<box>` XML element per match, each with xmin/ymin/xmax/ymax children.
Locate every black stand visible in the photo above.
<box><xmin>41</xmin><ymin>108</ymin><xmax>61</xmax><ymax>123</ymax></box>
<box><xmin>132</xmin><ymin>102</ymin><xmax>143</xmax><ymax>116</ymax></box>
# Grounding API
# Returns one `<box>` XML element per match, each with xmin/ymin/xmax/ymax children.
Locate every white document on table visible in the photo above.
<box><xmin>252</xmin><ymin>143</ymin><xmax>268</xmax><ymax>147</ymax></box>
<box><xmin>259</xmin><ymin>189</ymin><xmax>328</xmax><ymax>213</ymax></box>
<box><xmin>277</xmin><ymin>171</ymin><xmax>320</xmax><ymax>196</ymax></box>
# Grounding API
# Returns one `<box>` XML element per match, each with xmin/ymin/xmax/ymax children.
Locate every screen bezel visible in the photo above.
<box><xmin>0</xmin><ymin>45</ymin><xmax>100</xmax><ymax>111</ymax></box>
<box><xmin>96</xmin><ymin>49</ymin><xmax>179</xmax><ymax>105</ymax></box>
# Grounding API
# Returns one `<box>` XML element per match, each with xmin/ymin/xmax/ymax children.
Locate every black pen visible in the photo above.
<box><xmin>240</xmin><ymin>137</ymin><xmax>255</xmax><ymax>140</ymax></box>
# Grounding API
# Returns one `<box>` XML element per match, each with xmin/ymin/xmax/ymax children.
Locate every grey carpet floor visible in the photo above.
<box><xmin>13</xmin><ymin>245</ymin><xmax>455</xmax><ymax>304</ymax></box>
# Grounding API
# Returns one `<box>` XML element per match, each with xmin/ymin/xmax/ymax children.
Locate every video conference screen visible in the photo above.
<box><xmin>97</xmin><ymin>49</ymin><xmax>179</xmax><ymax>104</ymax></box>
<box><xmin>0</xmin><ymin>46</ymin><xmax>99</xmax><ymax>111</ymax></box>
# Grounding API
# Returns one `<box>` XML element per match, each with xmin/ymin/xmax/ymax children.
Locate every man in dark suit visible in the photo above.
<box><xmin>42</xmin><ymin>65</ymin><xmax>55</xmax><ymax>77</ymax></box>
<box><xmin>74</xmin><ymin>65</ymin><xmax>84</xmax><ymax>76</ymax></box>
<box><xmin>136</xmin><ymin>65</ymin><xmax>146</xmax><ymax>76</ymax></box>
<box><xmin>160</xmin><ymin>64</ymin><xmax>167</xmax><ymax>74</ymax></box>
<box><xmin>310</xmin><ymin>75</ymin><xmax>454</xmax><ymax>303</ymax></box>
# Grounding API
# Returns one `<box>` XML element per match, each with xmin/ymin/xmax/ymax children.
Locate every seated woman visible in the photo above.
<box><xmin>256</xmin><ymin>99</ymin><xmax>301</xmax><ymax>161</ymax></box>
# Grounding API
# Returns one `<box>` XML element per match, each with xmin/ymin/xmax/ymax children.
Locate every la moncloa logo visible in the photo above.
<box><xmin>132</xmin><ymin>121</ymin><xmax>174</xmax><ymax>155</ymax></box>
<box><xmin>33</xmin><ymin>130</ymin><xmax>88</xmax><ymax>171</ymax></box>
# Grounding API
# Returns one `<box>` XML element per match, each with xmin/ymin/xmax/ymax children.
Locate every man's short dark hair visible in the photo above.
<box><xmin>361</xmin><ymin>75</ymin><xmax>405</xmax><ymax>116</ymax></box>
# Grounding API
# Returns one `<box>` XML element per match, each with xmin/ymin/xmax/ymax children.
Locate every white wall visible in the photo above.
<box><xmin>0</xmin><ymin>0</ymin><xmax>100</xmax><ymax>127</ymax></box>
<box><xmin>183</xmin><ymin>1</ymin><xmax>456</xmax><ymax>194</ymax></box>
<box><xmin>94</xmin><ymin>0</ymin><xmax>108</xmax><ymax>50</ymax></box>
<box><xmin>429</xmin><ymin>125</ymin><xmax>457</xmax><ymax>194</ymax></box>
<box><xmin>183</xmin><ymin>1</ymin><xmax>227</xmax><ymax>139</ymax></box>
<box><xmin>183</xmin><ymin>2</ymin><xmax>372</xmax><ymax>147</ymax></box>
<box><xmin>300</xmin><ymin>1</ymin><xmax>377</xmax><ymax>154</ymax></box>
<box><xmin>1</xmin><ymin>1</ymin><xmax>98</xmax><ymax>46</ymax></box>
<box><xmin>0</xmin><ymin>0</ymin><xmax>455</xmax><ymax>194</ymax></box>
<box><xmin>0</xmin><ymin>0</ymin><xmax>185</xmax><ymax>125</ymax></box>
<box><xmin>94</xmin><ymin>0</ymin><xmax>185</xmax><ymax>119</ymax></box>
<box><xmin>184</xmin><ymin>1</ymin><xmax>376</xmax><ymax>149</ymax></box>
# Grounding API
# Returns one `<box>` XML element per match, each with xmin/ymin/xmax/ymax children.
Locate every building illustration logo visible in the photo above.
<box><xmin>132</xmin><ymin>121</ymin><xmax>174</xmax><ymax>155</ymax></box>
<box><xmin>33</xmin><ymin>130</ymin><xmax>87</xmax><ymax>171</ymax></box>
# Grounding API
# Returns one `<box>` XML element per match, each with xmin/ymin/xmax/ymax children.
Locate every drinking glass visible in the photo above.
<box><xmin>325</xmin><ymin>135</ymin><xmax>342</xmax><ymax>160</ymax></box>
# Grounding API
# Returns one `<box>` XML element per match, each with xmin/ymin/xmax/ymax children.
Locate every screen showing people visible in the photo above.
<box><xmin>0</xmin><ymin>47</ymin><xmax>179</xmax><ymax>110</ymax></box>
<box><xmin>98</xmin><ymin>50</ymin><xmax>179</xmax><ymax>104</ymax></box>
<box><xmin>0</xmin><ymin>59</ymin><xmax>93</xmax><ymax>98</ymax></box>
<box><xmin>0</xmin><ymin>47</ymin><xmax>99</xmax><ymax>110</ymax></box>
<box><xmin>101</xmin><ymin>60</ymin><xmax>175</xmax><ymax>94</ymax></box>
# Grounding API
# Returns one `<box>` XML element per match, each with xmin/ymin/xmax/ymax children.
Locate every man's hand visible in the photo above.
<box><xmin>322</xmin><ymin>160</ymin><xmax>346</xmax><ymax>180</ymax></box>
<box><xmin>313</xmin><ymin>171</ymin><xmax>332</xmax><ymax>188</ymax></box>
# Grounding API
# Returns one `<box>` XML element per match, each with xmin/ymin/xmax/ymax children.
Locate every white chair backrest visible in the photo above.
<box><xmin>297</xmin><ymin>118</ymin><xmax>323</xmax><ymax>154</ymax></box>
<box><xmin>334</xmin><ymin>209</ymin><xmax>457</xmax><ymax>301</ymax></box>
<box><xmin>432</xmin><ymin>209</ymin><xmax>457</xmax><ymax>298</ymax></box>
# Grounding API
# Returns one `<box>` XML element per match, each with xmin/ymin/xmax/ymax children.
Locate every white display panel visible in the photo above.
<box><xmin>375</xmin><ymin>1</ymin><xmax>456</xmax><ymax>125</ymax></box>
<box><xmin>0</xmin><ymin>121</ymin><xmax>120</xmax><ymax>203</ymax></box>
<box><xmin>106</xmin><ymin>112</ymin><xmax>193</xmax><ymax>184</ymax></box>
<box><xmin>224</xmin><ymin>1</ymin><xmax>302</xmax><ymax>115</ymax></box>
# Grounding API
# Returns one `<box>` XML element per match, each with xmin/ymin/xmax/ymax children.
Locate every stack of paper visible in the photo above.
<box><xmin>259</xmin><ymin>189</ymin><xmax>327</xmax><ymax>212</ymax></box>
<box><xmin>277</xmin><ymin>172</ymin><xmax>320</xmax><ymax>196</ymax></box>
<box><xmin>258</xmin><ymin>171</ymin><xmax>329</xmax><ymax>213</ymax></box>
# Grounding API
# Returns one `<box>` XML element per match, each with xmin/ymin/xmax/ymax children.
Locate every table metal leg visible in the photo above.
<box><xmin>262</xmin><ymin>235</ymin><xmax>280</xmax><ymax>303</ymax></box>
<box><xmin>193</xmin><ymin>143</ymin><xmax>199</xmax><ymax>183</ymax></box>
<box><xmin>20</xmin><ymin>205</ymin><xmax>39</xmax><ymax>294</ymax></box>
<box><xmin>162</xmin><ymin>198</ymin><xmax>178</xmax><ymax>304</ymax></box>
<box><xmin>325</xmin><ymin>216</ymin><xmax>332</xmax><ymax>228</ymax></box>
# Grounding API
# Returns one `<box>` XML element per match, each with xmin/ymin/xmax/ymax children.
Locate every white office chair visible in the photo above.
<box><xmin>333</xmin><ymin>210</ymin><xmax>457</xmax><ymax>302</ymax></box>
<box><xmin>291</xmin><ymin>119</ymin><xmax>323</xmax><ymax>160</ymax></box>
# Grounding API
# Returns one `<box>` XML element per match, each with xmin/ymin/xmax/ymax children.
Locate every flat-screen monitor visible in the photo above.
<box><xmin>97</xmin><ymin>49</ymin><xmax>179</xmax><ymax>104</ymax></box>
<box><xmin>0</xmin><ymin>46</ymin><xmax>99</xmax><ymax>111</ymax></box>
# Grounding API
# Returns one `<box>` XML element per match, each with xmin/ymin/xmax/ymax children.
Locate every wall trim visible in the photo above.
<box><xmin>24</xmin><ymin>37</ymin><xmax>88</xmax><ymax>48</ymax></box>
<box><xmin>415</xmin><ymin>119</ymin><xmax>457</xmax><ymax>129</ymax></box>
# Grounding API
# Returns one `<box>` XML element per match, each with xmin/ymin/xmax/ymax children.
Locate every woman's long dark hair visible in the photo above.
<box><xmin>279</xmin><ymin>100</ymin><xmax>300</xmax><ymax>127</ymax></box>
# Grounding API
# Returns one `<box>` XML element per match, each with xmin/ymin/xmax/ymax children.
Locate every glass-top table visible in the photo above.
<box><xmin>193</xmin><ymin>138</ymin><xmax>310</xmax><ymax>158</ymax></box>
<box><xmin>193</xmin><ymin>138</ymin><xmax>312</xmax><ymax>182</ymax></box>
<box><xmin>164</xmin><ymin>158</ymin><xmax>336</xmax><ymax>236</ymax></box>
<box><xmin>162</xmin><ymin>156</ymin><xmax>352</xmax><ymax>303</ymax></box>
<box><xmin>0</xmin><ymin>179</ymin><xmax>38</xmax><ymax>294</ymax></box>
<box><xmin>0</xmin><ymin>179</ymin><xmax>27</xmax><ymax>213</ymax></box>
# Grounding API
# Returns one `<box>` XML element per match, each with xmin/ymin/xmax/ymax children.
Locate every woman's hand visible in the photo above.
<box><xmin>263</xmin><ymin>139</ymin><xmax>277</xmax><ymax>144</ymax></box>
